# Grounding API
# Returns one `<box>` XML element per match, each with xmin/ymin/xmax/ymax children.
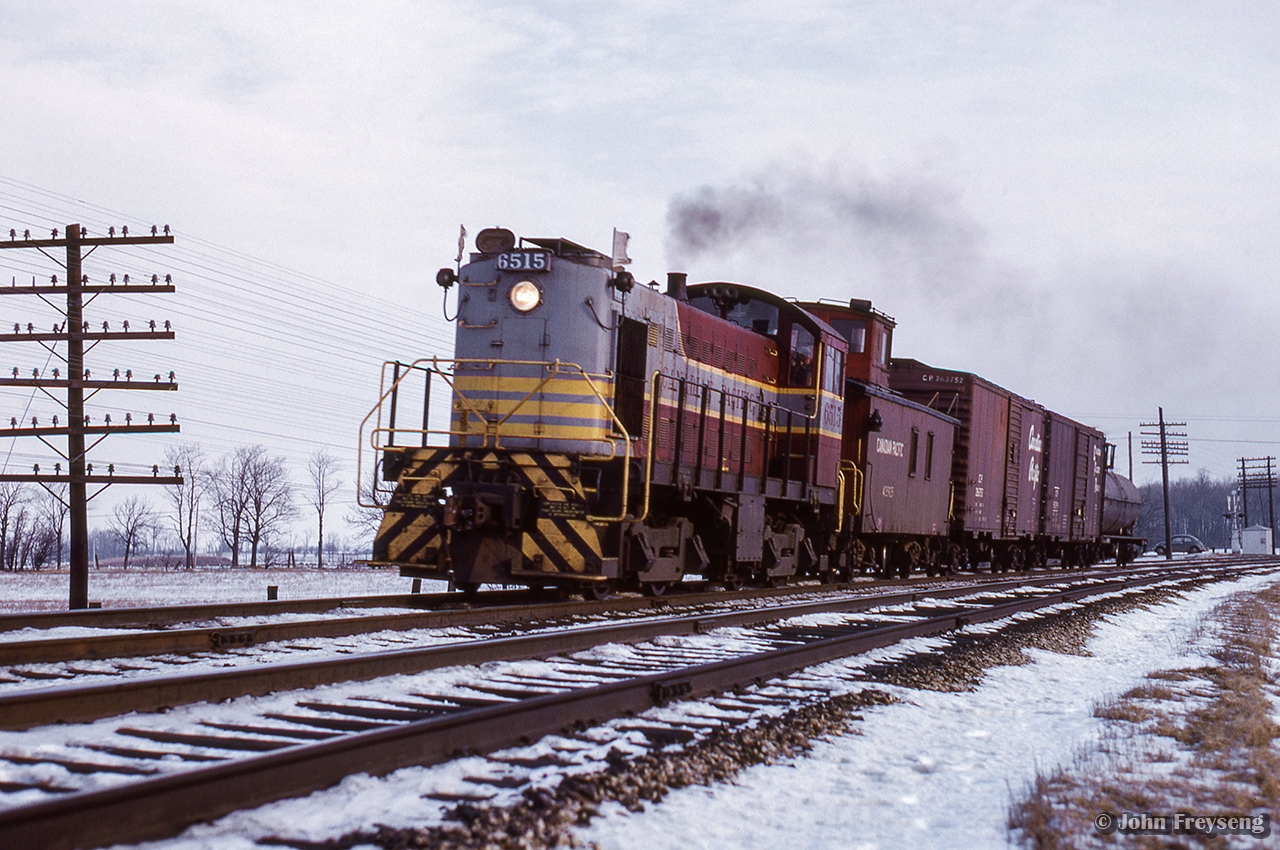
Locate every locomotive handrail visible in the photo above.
<box><xmin>358</xmin><ymin>357</ymin><xmax>640</xmax><ymax>523</ymax></box>
<box><xmin>647</xmin><ymin>369</ymin><xmax>823</xmax><ymax>497</ymax></box>
<box><xmin>840</xmin><ymin>459</ymin><xmax>863</xmax><ymax>521</ymax></box>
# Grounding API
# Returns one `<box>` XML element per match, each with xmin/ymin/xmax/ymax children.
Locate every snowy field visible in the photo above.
<box><xmin>0</xmin><ymin>566</ymin><xmax>436</xmax><ymax>613</ymax></box>
<box><xmin>28</xmin><ymin>566</ymin><xmax>1268</xmax><ymax>850</ymax></box>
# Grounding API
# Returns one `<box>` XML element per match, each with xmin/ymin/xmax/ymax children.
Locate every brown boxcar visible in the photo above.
<box><xmin>1039</xmin><ymin>410</ymin><xmax>1105</xmax><ymax>546</ymax></box>
<box><xmin>890</xmin><ymin>358</ymin><xmax>1106</xmax><ymax>569</ymax></box>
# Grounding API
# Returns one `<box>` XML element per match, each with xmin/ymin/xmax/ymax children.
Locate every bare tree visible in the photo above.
<box><xmin>166</xmin><ymin>443</ymin><xmax>209</xmax><ymax>569</ymax></box>
<box><xmin>7</xmin><ymin>507</ymin><xmax>28</xmax><ymax>570</ymax></box>
<box><xmin>0</xmin><ymin>482</ymin><xmax>29</xmax><ymax>570</ymax></box>
<box><xmin>26</xmin><ymin>520</ymin><xmax>58</xmax><ymax>570</ymax></box>
<box><xmin>212</xmin><ymin>446</ymin><xmax>254</xmax><ymax>567</ymax></box>
<box><xmin>111</xmin><ymin>496</ymin><xmax>158</xmax><ymax>569</ymax></box>
<box><xmin>39</xmin><ymin>484</ymin><xmax>69</xmax><ymax>568</ymax></box>
<box><xmin>244</xmin><ymin>448</ymin><xmax>296</xmax><ymax>568</ymax></box>
<box><xmin>306</xmin><ymin>450</ymin><xmax>342</xmax><ymax>567</ymax></box>
<box><xmin>213</xmin><ymin>445</ymin><xmax>297</xmax><ymax>568</ymax></box>
<box><xmin>346</xmin><ymin>464</ymin><xmax>391</xmax><ymax>548</ymax></box>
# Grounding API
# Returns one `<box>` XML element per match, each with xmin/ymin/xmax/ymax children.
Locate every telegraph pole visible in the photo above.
<box><xmin>1140</xmin><ymin>408</ymin><xmax>1188</xmax><ymax>561</ymax></box>
<box><xmin>0</xmin><ymin>223</ymin><xmax>181</xmax><ymax>608</ymax></box>
<box><xmin>1239</xmin><ymin>456</ymin><xmax>1277</xmax><ymax>553</ymax></box>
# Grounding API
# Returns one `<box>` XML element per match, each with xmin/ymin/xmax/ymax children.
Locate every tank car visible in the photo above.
<box><xmin>362</xmin><ymin>228</ymin><xmax>850</xmax><ymax>595</ymax></box>
<box><xmin>1100</xmin><ymin>468</ymin><xmax>1144</xmax><ymax>564</ymax></box>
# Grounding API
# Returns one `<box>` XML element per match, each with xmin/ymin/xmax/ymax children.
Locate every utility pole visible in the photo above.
<box><xmin>0</xmin><ymin>223</ymin><xmax>181</xmax><ymax>608</ymax></box>
<box><xmin>1140</xmin><ymin>408</ymin><xmax>1188</xmax><ymax>561</ymax></box>
<box><xmin>1239</xmin><ymin>456</ymin><xmax>1277</xmax><ymax>553</ymax></box>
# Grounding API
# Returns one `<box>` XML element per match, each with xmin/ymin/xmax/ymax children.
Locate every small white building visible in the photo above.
<box><xmin>1242</xmin><ymin>526</ymin><xmax>1273</xmax><ymax>555</ymax></box>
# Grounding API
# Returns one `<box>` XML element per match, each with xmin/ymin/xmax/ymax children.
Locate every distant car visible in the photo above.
<box><xmin>1153</xmin><ymin>534</ymin><xmax>1206</xmax><ymax>555</ymax></box>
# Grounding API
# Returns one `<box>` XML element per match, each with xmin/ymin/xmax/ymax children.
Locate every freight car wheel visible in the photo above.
<box><xmin>583</xmin><ymin>581</ymin><xmax>614</xmax><ymax>600</ymax></box>
<box><xmin>890</xmin><ymin>542</ymin><xmax>921</xmax><ymax>579</ymax></box>
<box><xmin>849</xmin><ymin>540</ymin><xmax>869</xmax><ymax>575</ymax></box>
<box><xmin>457</xmin><ymin>582</ymin><xmax>481</xmax><ymax>596</ymax></box>
<box><xmin>641</xmin><ymin>581</ymin><xmax>670</xmax><ymax>597</ymax></box>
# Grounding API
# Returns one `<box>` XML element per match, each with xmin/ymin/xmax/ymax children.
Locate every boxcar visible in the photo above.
<box><xmin>889</xmin><ymin>358</ymin><xmax>1106</xmax><ymax>569</ymax></box>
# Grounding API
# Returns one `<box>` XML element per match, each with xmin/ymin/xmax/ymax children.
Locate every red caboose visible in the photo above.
<box><xmin>801</xmin><ymin>301</ymin><xmax>958</xmax><ymax>577</ymax></box>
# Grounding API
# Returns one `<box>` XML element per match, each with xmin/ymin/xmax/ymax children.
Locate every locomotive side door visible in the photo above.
<box><xmin>612</xmin><ymin>316</ymin><xmax>649</xmax><ymax>440</ymax></box>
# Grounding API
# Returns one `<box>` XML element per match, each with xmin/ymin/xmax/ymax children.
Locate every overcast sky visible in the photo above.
<box><xmin>2</xmin><ymin>1</ymin><xmax>1278</xmax><ymax>541</ymax></box>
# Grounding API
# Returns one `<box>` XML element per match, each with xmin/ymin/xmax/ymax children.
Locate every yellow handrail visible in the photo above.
<box><xmin>357</xmin><ymin>357</ymin><xmax>639</xmax><ymax>523</ymax></box>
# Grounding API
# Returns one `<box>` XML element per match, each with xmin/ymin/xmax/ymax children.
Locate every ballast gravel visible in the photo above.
<box><xmin>299</xmin><ymin>581</ymin><xmax>1207</xmax><ymax>850</ymax></box>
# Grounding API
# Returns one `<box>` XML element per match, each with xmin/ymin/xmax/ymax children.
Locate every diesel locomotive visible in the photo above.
<box><xmin>360</xmin><ymin>228</ymin><xmax>1141</xmax><ymax>594</ymax></box>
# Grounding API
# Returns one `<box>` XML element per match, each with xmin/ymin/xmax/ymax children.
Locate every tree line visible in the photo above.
<box><xmin>0</xmin><ymin>444</ymin><xmax>382</xmax><ymax>571</ymax></box>
<box><xmin>8</xmin><ymin>455</ymin><xmax>1264</xmax><ymax>568</ymax></box>
<box><xmin>1134</xmin><ymin>469</ymin><xmax>1276</xmax><ymax>550</ymax></box>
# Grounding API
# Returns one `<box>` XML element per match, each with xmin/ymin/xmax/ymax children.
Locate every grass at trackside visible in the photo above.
<box><xmin>1009</xmin><ymin>584</ymin><xmax>1280</xmax><ymax>848</ymax></box>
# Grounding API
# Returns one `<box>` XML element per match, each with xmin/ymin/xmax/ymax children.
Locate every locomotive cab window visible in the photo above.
<box><xmin>689</xmin><ymin>291</ymin><xmax>779</xmax><ymax>338</ymax></box>
<box><xmin>822</xmin><ymin>344</ymin><xmax>845</xmax><ymax>394</ymax></box>
<box><xmin>788</xmin><ymin>326</ymin><xmax>816</xmax><ymax>387</ymax></box>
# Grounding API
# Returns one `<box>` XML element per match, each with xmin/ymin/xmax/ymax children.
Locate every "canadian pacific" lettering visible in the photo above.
<box><xmin>875</xmin><ymin>437</ymin><xmax>905</xmax><ymax>457</ymax></box>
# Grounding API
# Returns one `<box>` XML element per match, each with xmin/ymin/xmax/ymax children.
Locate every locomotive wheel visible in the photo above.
<box><xmin>641</xmin><ymin>581</ymin><xmax>670</xmax><ymax>597</ymax></box>
<box><xmin>456</xmin><ymin>582</ymin><xmax>481</xmax><ymax>596</ymax></box>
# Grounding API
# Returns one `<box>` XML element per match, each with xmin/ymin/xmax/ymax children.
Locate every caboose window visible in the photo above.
<box><xmin>909</xmin><ymin>428</ymin><xmax>919</xmax><ymax>477</ymax></box>
<box><xmin>925</xmin><ymin>431</ymin><xmax>935</xmax><ymax>480</ymax></box>
<box><xmin>831</xmin><ymin>318</ymin><xmax>866</xmax><ymax>353</ymax></box>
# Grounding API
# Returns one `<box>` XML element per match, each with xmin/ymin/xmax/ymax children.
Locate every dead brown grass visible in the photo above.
<box><xmin>1009</xmin><ymin>581</ymin><xmax>1280</xmax><ymax>848</ymax></box>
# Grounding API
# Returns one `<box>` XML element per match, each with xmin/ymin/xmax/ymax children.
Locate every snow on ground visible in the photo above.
<box><xmin>0</xmin><ymin>566</ymin><xmax>435</xmax><ymax>612</ymax></box>
<box><xmin>575</xmin><ymin>571</ymin><xmax>1280</xmax><ymax>850</ymax></box>
<box><xmin>3</xmin><ymin>564</ymin><xmax>1270</xmax><ymax>850</ymax></box>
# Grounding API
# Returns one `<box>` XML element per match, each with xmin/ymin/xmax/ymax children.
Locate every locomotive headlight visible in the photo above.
<box><xmin>508</xmin><ymin>279</ymin><xmax>542</xmax><ymax>313</ymax></box>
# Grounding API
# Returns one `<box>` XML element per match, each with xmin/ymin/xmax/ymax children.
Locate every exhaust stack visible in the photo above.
<box><xmin>667</xmin><ymin>272</ymin><xmax>689</xmax><ymax>301</ymax></box>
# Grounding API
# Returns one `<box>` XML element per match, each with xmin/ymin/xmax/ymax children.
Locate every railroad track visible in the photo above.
<box><xmin>0</xmin><ymin>559</ymin><xmax>1228</xmax><ymax>675</ymax></box>
<box><xmin>0</xmin><ymin>562</ymin><xmax>1222</xmax><ymax>705</ymax></box>
<box><xmin>0</xmin><ymin>558</ymin><xmax>1269</xmax><ymax>849</ymax></box>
